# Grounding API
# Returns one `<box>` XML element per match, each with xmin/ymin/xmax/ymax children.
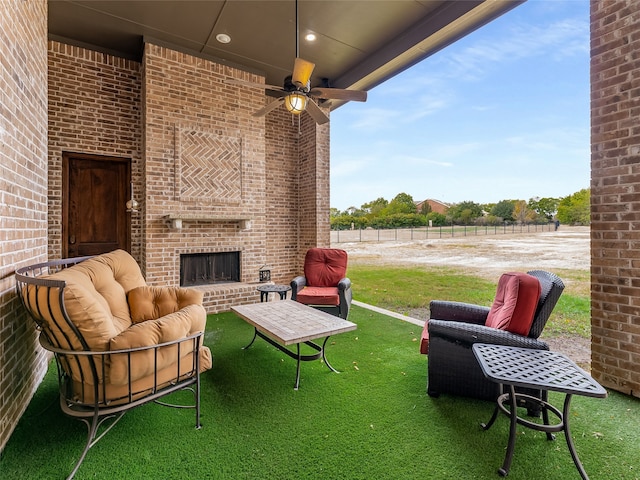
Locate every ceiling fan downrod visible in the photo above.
<box><xmin>295</xmin><ymin>0</ymin><xmax>299</xmax><ymax>59</ymax></box>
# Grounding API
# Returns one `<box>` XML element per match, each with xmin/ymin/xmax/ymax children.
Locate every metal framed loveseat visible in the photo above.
<box><xmin>15</xmin><ymin>249</ymin><xmax>212</xmax><ymax>479</ymax></box>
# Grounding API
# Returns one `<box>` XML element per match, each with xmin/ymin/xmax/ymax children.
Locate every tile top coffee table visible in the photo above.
<box><xmin>472</xmin><ymin>343</ymin><xmax>607</xmax><ymax>479</ymax></box>
<box><xmin>231</xmin><ymin>300</ymin><xmax>357</xmax><ymax>389</ymax></box>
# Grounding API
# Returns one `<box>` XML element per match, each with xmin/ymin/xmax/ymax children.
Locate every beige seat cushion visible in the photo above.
<box><xmin>45</xmin><ymin>249</ymin><xmax>147</xmax><ymax>351</ymax></box>
<box><xmin>39</xmin><ymin>249</ymin><xmax>211</xmax><ymax>392</ymax></box>
<box><xmin>109</xmin><ymin>304</ymin><xmax>207</xmax><ymax>385</ymax></box>
<box><xmin>127</xmin><ymin>285</ymin><xmax>204</xmax><ymax>323</ymax></box>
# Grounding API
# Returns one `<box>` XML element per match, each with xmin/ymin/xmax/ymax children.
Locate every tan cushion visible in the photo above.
<box><xmin>92</xmin><ymin>249</ymin><xmax>148</xmax><ymax>293</ymax></box>
<box><xmin>36</xmin><ymin>249</ymin><xmax>209</xmax><ymax>391</ymax></box>
<box><xmin>71</xmin><ymin>346</ymin><xmax>212</xmax><ymax>405</ymax></box>
<box><xmin>46</xmin><ymin>266</ymin><xmax>119</xmax><ymax>352</ymax></box>
<box><xmin>109</xmin><ymin>304</ymin><xmax>207</xmax><ymax>385</ymax></box>
<box><xmin>44</xmin><ymin>250</ymin><xmax>146</xmax><ymax>349</ymax></box>
<box><xmin>127</xmin><ymin>285</ymin><xmax>204</xmax><ymax>323</ymax></box>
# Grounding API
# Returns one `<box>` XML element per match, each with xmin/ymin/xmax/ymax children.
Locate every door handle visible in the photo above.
<box><xmin>69</xmin><ymin>235</ymin><xmax>76</xmax><ymax>244</ymax></box>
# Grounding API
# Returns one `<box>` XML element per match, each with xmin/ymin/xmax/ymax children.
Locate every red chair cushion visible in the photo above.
<box><xmin>303</xmin><ymin>248</ymin><xmax>348</xmax><ymax>287</ymax></box>
<box><xmin>296</xmin><ymin>286</ymin><xmax>340</xmax><ymax>306</ymax></box>
<box><xmin>420</xmin><ymin>321</ymin><xmax>430</xmax><ymax>354</ymax></box>
<box><xmin>485</xmin><ymin>272</ymin><xmax>541</xmax><ymax>336</ymax></box>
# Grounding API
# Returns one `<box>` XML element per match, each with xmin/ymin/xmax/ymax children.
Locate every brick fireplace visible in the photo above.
<box><xmin>141</xmin><ymin>43</ymin><xmax>269</xmax><ymax>310</ymax></box>
<box><xmin>180</xmin><ymin>251</ymin><xmax>241</xmax><ymax>287</ymax></box>
<box><xmin>48</xmin><ymin>41</ymin><xmax>331</xmax><ymax>314</ymax></box>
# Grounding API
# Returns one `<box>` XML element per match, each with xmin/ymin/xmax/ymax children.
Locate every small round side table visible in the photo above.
<box><xmin>257</xmin><ymin>284</ymin><xmax>291</xmax><ymax>302</ymax></box>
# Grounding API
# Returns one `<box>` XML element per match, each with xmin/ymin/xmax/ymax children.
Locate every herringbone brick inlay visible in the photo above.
<box><xmin>177</xmin><ymin>128</ymin><xmax>242</xmax><ymax>203</ymax></box>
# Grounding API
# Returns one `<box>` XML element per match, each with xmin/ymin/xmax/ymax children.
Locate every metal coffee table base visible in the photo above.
<box><xmin>481</xmin><ymin>388</ymin><xmax>586</xmax><ymax>478</ymax></box>
<box><xmin>243</xmin><ymin>329</ymin><xmax>338</xmax><ymax>390</ymax></box>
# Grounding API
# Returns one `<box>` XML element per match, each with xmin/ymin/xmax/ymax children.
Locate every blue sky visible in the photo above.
<box><xmin>329</xmin><ymin>0</ymin><xmax>589</xmax><ymax>211</ymax></box>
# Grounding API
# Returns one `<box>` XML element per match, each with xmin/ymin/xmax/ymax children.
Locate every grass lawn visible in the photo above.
<box><xmin>346</xmin><ymin>264</ymin><xmax>590</xmax><ymax>338</ymax></box>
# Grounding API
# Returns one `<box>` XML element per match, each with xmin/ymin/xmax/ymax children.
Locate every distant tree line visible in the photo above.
<box><xmin>330</xmin><ymin>188</ymin><xmax>590</xmax><ymax>230</ymax></box>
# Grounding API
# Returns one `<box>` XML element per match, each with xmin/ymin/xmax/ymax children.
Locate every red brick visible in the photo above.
<box><xmin>591</xmin><ymin>0</ymin><xmax>640</xmax><ymax>399</ymax></box>
<box><xmin>0</xmin><ymin>0</ymin><xmax>49</xmax><ymax>453</ymax></box>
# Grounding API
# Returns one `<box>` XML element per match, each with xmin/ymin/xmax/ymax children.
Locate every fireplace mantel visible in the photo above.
<box><xmin>163</xmin><ymin>214</ymin><xmax>251</xmax><ymax>230</ymax></box>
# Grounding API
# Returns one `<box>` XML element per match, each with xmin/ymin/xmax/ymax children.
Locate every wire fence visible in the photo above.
<box><xmin>331</xmin><ymin>222</ymin><xmax>556</xmax><ymax>243</ymax></box>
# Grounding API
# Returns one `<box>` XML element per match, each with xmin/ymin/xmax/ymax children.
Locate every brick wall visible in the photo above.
<box><xmin>141</xmin><ymin>43</ymin><xmax>328</xmax><ymax>311</ymax></box>
<box><xmin>265</xmin><ymin>107</ymin><xmax>305</xmax><ymax>283</ymax></box>
<box><xmin>590</xmin><ymin>0</ymin><xmax>640</xmax><ymax>398</ymax></box>
<box><xmin>48</xmin><ymin>41</ymin><xmax>142</xmax><ymax>261</ymax></box>
<box><xmin>141</xmin><ymin>44</ymin><xmax>265</xmax><ymax>310</ymax></box>
<box><xmin>296</xmin><ymin>112</ymin><xmax>332</xmax><ymax>268</ymax></box>
<box><xmin>47</xmin><ymin>39</ymin><xmax>329</xmax><ymax>313</ymax></box>
<box><xmin>264</xmin><ymin>106</ymin><xmax>331</xmax><ymax>280</ymax></box>
<box><xmin>0</xmin><ymin>0</ymin><xmax>48</xmax><ymax>452</ymax></box>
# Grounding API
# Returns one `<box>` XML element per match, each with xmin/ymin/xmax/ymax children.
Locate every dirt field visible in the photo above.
<box><xmin>333</xmin><ymin>226</ymin><xmax>591</xmax><ymax>368</ymax></box>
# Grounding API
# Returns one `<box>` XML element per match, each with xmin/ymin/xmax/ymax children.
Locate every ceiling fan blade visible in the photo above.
<box><xmin>292</xmin><ymin>57</ymin><xmax>315</xmax><ymax>87</ymax></box>
<box><xmin>253</xmin><ymin>98</ymin><xmax>284</xmax><ymax>117</ymax></box>
<box><xmin>309</xmin><ymin>87</ymin><xmax>367</xmax><ymax>102</ymax></box>
<box><xmin>305</xmin><ymin>98</ymin><xmax>329</xmax><ymax>125</ymax></box>
<box><xmin>224</xmin><ymin>78</ymin><xmax>284</xmax><ymax>92</ymax></box>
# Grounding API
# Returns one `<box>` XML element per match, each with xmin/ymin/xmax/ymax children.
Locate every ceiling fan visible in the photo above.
<box><xmin>226</xmin><ymin>0</ymin><xmax>367</xmax><ymax>125</ymax></box>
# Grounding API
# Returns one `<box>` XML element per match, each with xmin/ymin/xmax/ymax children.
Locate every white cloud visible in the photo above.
<box><xmin>348</xmin><ymin>107</ymin><xmax>402</xmax><ymax>130</ymax></box>
<box><xmin>440</xmin><ymin>17</ymin><xmax>588</xmax><ymax>80</ymax></box>
<box><xmin>347</xmin><ymin>87</ymin><xmax>454</xmax><ymax>130</ymax></box>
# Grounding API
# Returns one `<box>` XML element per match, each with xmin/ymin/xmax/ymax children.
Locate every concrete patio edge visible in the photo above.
<box><xmin>352</xmin><ymin>300</ymin><xmax>424</xmax><ymax>327</ymax></box>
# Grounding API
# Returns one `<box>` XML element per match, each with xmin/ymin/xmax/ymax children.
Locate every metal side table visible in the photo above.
<box><xmin>256</xmin><ymin>284</ymin><xmax>291</xmax><ymax>302</ymax></box>
<box><xmin>472</xmin><ymin>343</ymin><xmax>607</xmax><ymax>479</ymax></box>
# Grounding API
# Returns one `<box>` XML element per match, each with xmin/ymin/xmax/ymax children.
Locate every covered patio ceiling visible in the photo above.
<box><xmin>48</xmin><ymin>0</ymin><xmax>523</xmax><ymax>109</ymax></box>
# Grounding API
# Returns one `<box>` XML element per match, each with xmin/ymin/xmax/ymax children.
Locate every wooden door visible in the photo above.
<box><xmin>63</xmin><ymin>152</ymin><xmax>131</xmax><ymax>258</ymax></box>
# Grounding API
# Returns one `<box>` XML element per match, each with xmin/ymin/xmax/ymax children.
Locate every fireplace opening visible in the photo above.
<box><xmin>180</xmin><ymin>252</ymin><xmax>240</xmax><ymax>287</ymax></box>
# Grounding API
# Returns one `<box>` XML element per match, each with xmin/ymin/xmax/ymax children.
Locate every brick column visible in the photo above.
<box><xmin>590</xmin><ymin>0</ymin><xmax>640</xmax><ymax>397</ymax></box>
<box><xmin>0</xmin><ymin>0</ymin><xmax>48</xmax><ymax>452</ymax></box>
<box><xmin>293</xmin><ymin>112</ymin><xmax>331</xmax><ymax>267</ymax></box>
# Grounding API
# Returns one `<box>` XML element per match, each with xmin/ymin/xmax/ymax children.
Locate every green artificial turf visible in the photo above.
<box><xmin>2</xmin><ymin>306</ymin><xmax>639</xmax><ymax>479</ymax></box>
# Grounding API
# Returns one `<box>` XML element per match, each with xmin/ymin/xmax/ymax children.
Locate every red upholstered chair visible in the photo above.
<box><xmin>421</xmin><ymin>270</ymin><xmax>564</xmax><ymax>407</ymax></box>
<box><xmin>290</xmin><ymin>248</ymin><xmax>352</xmax><ymax>319</ymax></box>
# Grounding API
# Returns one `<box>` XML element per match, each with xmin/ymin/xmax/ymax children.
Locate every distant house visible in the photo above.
<box><xmin>415</xmin><ymin>199</ymin><xmax>449</xmax><ymax>215</ymax></box>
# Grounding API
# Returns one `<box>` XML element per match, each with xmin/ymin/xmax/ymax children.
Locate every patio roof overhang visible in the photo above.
<box><xmin>48</xmin><ymin>0</ymin><xmax>524</xmax><ymax>110</ymax></box>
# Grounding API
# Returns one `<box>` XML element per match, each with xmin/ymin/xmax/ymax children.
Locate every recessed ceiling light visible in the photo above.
<box><xmin>305</xmin><ymin>33</ymin><xmax>316</xmax><ymax>42</ymax></box>
<box><xmin>216</xmin><ymin>33</ymin><xmax>231</xmax><ymax>44</ymax></box>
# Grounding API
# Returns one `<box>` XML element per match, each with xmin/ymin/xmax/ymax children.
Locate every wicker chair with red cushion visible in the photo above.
<box><xmin>290</xmin><ymin>248</ymin><xmax>352</xmax><ymax>319</ymax></box>
<box><xmin>421</xmin><ymin>270</ymin><xmax>564</xmax><ymax>405</ymax></box>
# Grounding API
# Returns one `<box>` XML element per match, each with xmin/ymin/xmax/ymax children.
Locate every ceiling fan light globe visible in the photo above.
<box><xmin>284</xmin><ymin>93</ymin><xmax>307</xmax><ymax>114</ymax></box>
